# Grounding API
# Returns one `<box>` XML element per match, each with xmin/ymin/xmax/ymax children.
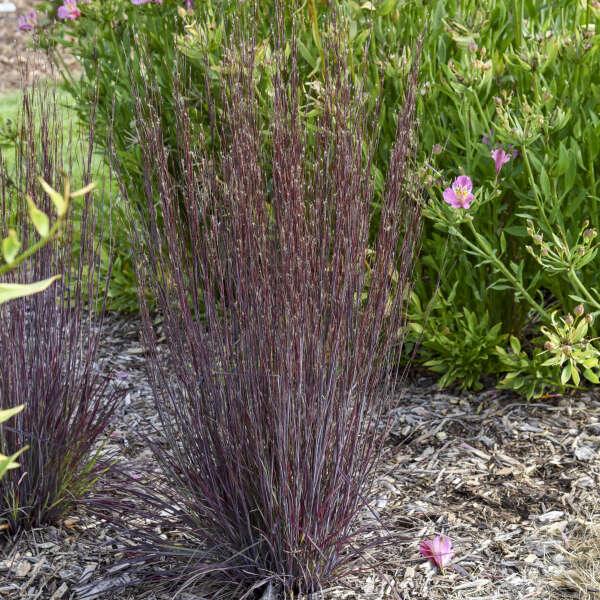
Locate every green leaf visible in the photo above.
<box><xmin>38</xmin><ymin>178</ymin><xmax>67</xmax><ymax>217</ymax></box>
<box><xmin>510</xmin><ymin>335</ymin><xmax>521</xmax><ymax>354</ymax></box>
<box><xmin>0</xmin><ymin>447</ymin><xmax>27</xmax><ymax>481</ymax></box>
<box><xmin>2</xmin><ymin>229</ymin><xmax>21</xmax><ymax>265</ymax></box>
<box><xmin>376</xmin><ymin>0</ymin><xmax>397</xmax><ymax>16</ymax></box>
<box><xmin>553</xmin><ymin>142</ymin><xmax>570</xmax><ymax>177</ymax></box>
<box><xmin>571</xmin><ymin>364</ymin><xmax>580</xmax><ymax>386</ymax></box>
<box><xmin>561</xmin><ymin>363</ymin><xmax>571</xmax><ymax>385</ymax></box>
<box><xmin>26</xmin><ymin>196</ymin><xmax>50</xmax><ymax>238</ymax></box>
<box><xmin>540</xmin><ymin>166</ymin><xmax>551</xmax><ymax>199</ymax></box>
<box><xmin>0</xmin><ymin>405</ymin><xmax>24</xmax><ymax>425</ymax></box>
<box><xmin>564</xmin><ymin>152</ymin><xmax>577</xmax><ymax>194</ymax></box>
<box><xmin>584</xmin><ymin>369</ymin><xmax>600</xmax><ymax>384</ymax></box>
<box><xmin>69</xmin><ymin>181</ymin><xmax>96</xmax><ymax>198</ymax></box>
<box><xmin>0</xmin><ymin>275</ymin><xmax>60</xmax><ymax>305</ymax></box>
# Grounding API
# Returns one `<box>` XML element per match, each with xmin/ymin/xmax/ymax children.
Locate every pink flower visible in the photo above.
<box><xmin>443</xmin><ymin>175</ymin><xmax>474</xmax><ymax>209</ymax></box>
<box><xmin>420</xmin><ymin>535</ymin><xmax>455</xmax><ymax>570</ymax></box>
<box><xmin>17</xmin><ymin>11</ymin><xmax>38</xmax><ymax>31</ymax></box>
<box><xmin>57</xmin><ymin>0</ymin><xmax>81</xmax><ymax>20</ymax></box>
<box><xmin>491</xmin><ymin>147</ymin><xmax>512</xmax><ymax>176</ymax></box>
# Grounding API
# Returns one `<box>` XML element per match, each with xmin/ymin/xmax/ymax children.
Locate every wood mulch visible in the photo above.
<box><xmin>1</xmin><ymin>311</ymin><xmax>598</xmax><ymax>599</ymax></box>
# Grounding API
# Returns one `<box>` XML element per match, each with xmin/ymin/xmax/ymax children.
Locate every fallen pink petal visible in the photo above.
<box><xmin>420</xmin><ymin>535</ymin><xmax>456</xmax><ymax>570</ymax></box>
<box><xmin>443</xmin><ymin>175</ymin><xmax>474</xmax><ymax>209</ymax></box>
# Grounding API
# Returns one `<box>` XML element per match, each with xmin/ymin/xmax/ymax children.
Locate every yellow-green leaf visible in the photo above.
<box><xmin>0</xmin><ymin>405</ymin><xmax>24</xmax><ymax>425</ymax></box>
<box><xmin>0</xmin><ymin>275</ymin><xmax>60</xmax><ymax>305</ymax></box>
<box><xmin>26</xmin><ymin>195</ymin><xmax>50</xmax><ymax>238</ymax></box>
<box><xmin>584</xmin><ymin>369</ymin><xmax>600</xmax><ymax>384</ymax></box>
<box><xmin>0</xmin><ymin>446</ymin><xmax>27</xmax><ymax>481</ymax></box>
<box><xmin>571</xmin><ymin>364</ymin><xmax>580</xmax><ymax>386</ymax></box>
<box><xmin>2</xmin><ymin>229</ymin><xmax>21</xmax><ymax>264</ymax></box>
<box><xmin>38</xmin><ymin>178</ymin><xmax>67</xmax><ymax>217</ymax></box>
<box><xmin>70</xmin><ymin>181</ymin><xmax>96</xmax><ymax>198</ymax></box>
<box><xmin>510</xmin><ymin>335</ymin><xmax>521</xmax><ymax>354</ymax></box>
<box><xmin>561</xmin><ymin>363</ymin><xmax>571</xmax><ymax>385</ymax></box>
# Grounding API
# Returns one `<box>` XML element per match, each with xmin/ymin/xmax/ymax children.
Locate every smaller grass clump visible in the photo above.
<box><xmin>551</xmin><ymin>513</ymin><xmax>600</xmax><ymax>600</ymax></box>
<box><xmin>0</xmin><ymin>84</ymin><xmax>122</xmax><ymax>533</ymax></box>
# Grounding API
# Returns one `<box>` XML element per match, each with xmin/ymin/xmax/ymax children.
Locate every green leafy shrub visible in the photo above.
<box><xmin>410</xmin><ymin>288</ymin><xmax>508</xmax><ymax>390</ymax></box>
<box><xmin>407</xmin><ymin>0</ymin><xmax>600</xmax><ymax>393</ymax></box>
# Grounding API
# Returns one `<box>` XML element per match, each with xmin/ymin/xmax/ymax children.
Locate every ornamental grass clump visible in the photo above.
<box><xmin>107</xmin><ymin>19</ymin><xmax>422</xmax><ymax>598</ymax></box>
<box><xmin>0</xmin><ymin>85</ymin><xmax>120</xmax><ymax>532</ymax></box>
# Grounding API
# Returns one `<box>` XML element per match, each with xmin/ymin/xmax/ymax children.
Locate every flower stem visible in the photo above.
<box><xmin>520</xmin><ymin>146</ymin><xmax>553</xmax><ymax>234</ymax></box>
<box><xmin>459</xmin><ymin>219</ymin><xmax>551</xmax><ymax>321</ymax></box>
<box><xmin>568</xmin><ymin>269</ymin><xmax>600</xmax><ymax>312</ymax></box>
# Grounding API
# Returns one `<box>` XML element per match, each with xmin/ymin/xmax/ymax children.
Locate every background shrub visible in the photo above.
<box><xmin>37</xmin><ymin>0</ymin><xmax>423</xmax><ymax>311</ymax></box>
<box><xmin>398</xmin><ymin>0</ymin><xmax>600</xmax><ymax>392</ymax></box>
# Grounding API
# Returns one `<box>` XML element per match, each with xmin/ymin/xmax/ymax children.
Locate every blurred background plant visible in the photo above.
<box><xmin>0</xmin><ymin>84</ymin><xmax>121</xmax><ymax>533</ymax></box>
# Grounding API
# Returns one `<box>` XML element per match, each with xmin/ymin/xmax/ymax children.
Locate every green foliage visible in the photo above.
<box><xmin>494</xmin><ymin>336</ymin><xmax>565</xmax><ymax>400</ymax></box>
<box><xmin>0</xmin><ymin>406</ymin><xmax>26</xmax><ymax>483</ymax></box>
<box><xmin>409</xmin><ymin>288</ymin><xmax>508</xmax><ymax>390</ymax></box>
<box><xmin>540</xmin><ymin>309</ymin><xmax>600</xmax><ymax>386</ymax></box>
<box><xmin>0</xmin><ymin>176</ymin><xmax>84</xmax><ymax>305</ymax></box>
<box><xmin>409</xmin><ymin>0</ymin><xmax>600</xmax><ymax>394</ymax></box>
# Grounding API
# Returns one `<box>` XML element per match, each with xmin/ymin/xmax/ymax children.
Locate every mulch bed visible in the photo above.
<box><xmin>1</xmin><ymin>311</ymin><xmax>598</xmax><ymax>599</ymax></box>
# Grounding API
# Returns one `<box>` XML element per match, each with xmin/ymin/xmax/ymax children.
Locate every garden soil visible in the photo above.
<box><xmin>1</xmin><ymin>311</ymin><xmax>598</xmax><ymax>599</ymax></box>
<box><xmin>0</xmin><ymin>0</ymin><xmax>78</xmax><ymax>94</ymax></box>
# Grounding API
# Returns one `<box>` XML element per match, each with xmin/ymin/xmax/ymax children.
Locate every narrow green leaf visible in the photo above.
<box><xmin>0</xmin><ymin>275</ymin><xmax>60</xmax><ymax>305</ymax></box>
<box><xmin>571</xmin><ymin>365</ymin><xmax>580</xmax><ymax>386</ymax></box>
<box><xmin>69</xmin><ymin>181</ymin><xmax>96</xmax><ymax>198</ymax></box>
<box><xmin>561</xmin><ymin>363</ymin><xmax>571</xmax><ymax>385</ymax></box>
<box><xmin>540</xmin><ymin>167</ymin><xmax>551</xmax><ymax>199</ymax></box>
<box><xmin>0</xmin><ymin>447</ymin><xmax>27</xmax><ymax>481</ymax></box>
<box><xmin>2</xmin><ymin>229</ymin><xmax>21</xmax><ymax>265</ymax></box>
<box><xmin>0</xmin><ymin>405</ymin><xmax>24</xmax><ymax>425</ymax></box>
<box><xmin>26</xmin><ymin>196</ymin><xmax>50</xmax><ymax>238</ymax></box>
<box><xmin>510</xmin><ymin>335</ymin><xmax>521</xmax><ymax>354</ymax></box>
<box><xmin>38</xmin><ymin>178</ymin><xmax>67</xmax><ymax>217</ymax></box>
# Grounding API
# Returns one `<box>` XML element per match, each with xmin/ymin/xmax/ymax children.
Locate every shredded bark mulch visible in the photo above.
<box><xmin>1</xmin><ymin>311</ymin><xmax>598</xmax><ymax>599</ymax></box>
